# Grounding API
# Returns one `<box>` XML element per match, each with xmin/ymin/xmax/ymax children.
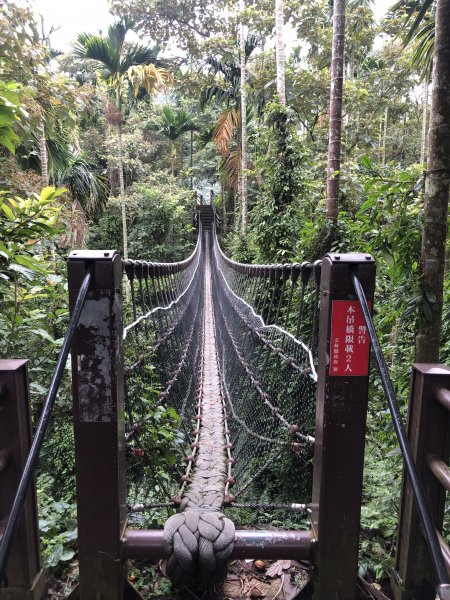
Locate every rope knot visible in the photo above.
<box><xmin>164</xmin><ymin>511</ymin><xmax>235</xmax><ymax>584</ymax></box>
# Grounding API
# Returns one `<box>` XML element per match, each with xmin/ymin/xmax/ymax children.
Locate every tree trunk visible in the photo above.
<box><xmin>39</xmin><ymin>117</ymin><xmax>49</xmax><ymax>186</ymax></box>
<box><xmin>239</xmin><ymin>0</ymin><xmax>248</xmax><ymax>237</ymax></box>
<box><xmin>415</xmin><ymin>0</ymin><xmax>450</xmax><ymax>363</ymax></box>
<box><xmin>190</xmin><ymin>130</ymin><xmax>194</xmax><ymax>189</ymax></box>
<box><xmin>171</xmin><ymin>142</ymin><xmax>177</xmax><ymax>177</ymax></box>
<box><xmin>325</xmin><ymin>0</ymin><xmax>346</xmax><ymax>220</ymax></box>
<box><xmin>382</xmin><ymin>106</ymin><xmax>388</xmax><ymax>166</ymax></box>
<box><xmin>117</xmin><ymin>120</ymin><xmax>128</xmax><ymax>262</ymax></box>
<box><xmin>420</xmin><ymin>78</ymin><xmax>429</xmax><ymax>164</ymax></box>
<box><xmin>221</xmin><ymin>179</ymin><xmax>227</xmax><ymax>235</ymax></box>
<box><xmin>275</xmin><ymin>0</ymin><xmax>286</xmax><ymax>106</ymax></box>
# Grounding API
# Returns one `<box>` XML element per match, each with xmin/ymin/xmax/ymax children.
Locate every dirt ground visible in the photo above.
<box><xmin>48</xmin><ymin>558</ymin><xmax>390</xmax><ymax>599</ymax></box>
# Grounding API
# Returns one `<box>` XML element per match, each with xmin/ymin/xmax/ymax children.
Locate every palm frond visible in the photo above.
<box><xmin>200</xmin><ymin>85</ymin><xmax>237</xmax><ymax>109</ymax></box>
<box><xmin>119</xmin><ymin>43</ymin><xmax>162</xmax><ymax>72</ymax></box>
<box><xmin>107</xmin><ymin>20</ymin><xmax>128</xmax><ymax>53</ymax></box>
<box><xmin>73</xmin><ymin>33</ymin><xmax>120</xmax><ymax>76</ymax></box>
<box><xmin>126</xmin><ymin>64</ymin><xmax>172</xmax><ymax>97</ymax></box>
<box><xmin>245</xmin><ymin>34</ymin><xmax>260</xmax><ymax>59</ymax></box>
<box><xmin>403</xmin><ymin>0</ymin><xmax>434</xmax><ymax>44</ymax></box>
<box><xmin>213</xmin><ymin>108</ymin><xmax>240</xmax><ymax>157</ymax></box>
<box><xmin>411</xmin><ymin>19</ymin><xmax>435</xmax><ymax>78</ymax></box>
<box><xmin>54</xmin><ymin>153</ymin><xmax>108</xmax><ymax>216</ymax></box>
<box><xmin>221</xmin><ymin>150</ymin><xmax>239</xmax><ymax>191</ymax></box>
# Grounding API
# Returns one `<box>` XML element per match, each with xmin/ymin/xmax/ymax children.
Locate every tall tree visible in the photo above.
<box><xmin>239</xmin><ymin>0</ymin><xmax>248</xmax><ymax>236</ymax></box>
<box><xmin>415</xmin><ymin>0</ymin><xmax>450</xmax><ymax>362</ymax></box>
<box><xmin>275</xmin><ymin>0</ymin><xmax>286</xmax><ymax>105</ymax></box>
<box><xmin>151</xmin><ymin>106</ymin><xmax>198</xmax><ymax>176</ymax></box>
<box><xmin>74</xmin><ymin>21</ymin><xmax>171</xmax><ymax>260</ymax></box>
<box><xmin>326</xmin><ymin>0</ymin><xmax>346</xmax><ymax>220</ymax></box>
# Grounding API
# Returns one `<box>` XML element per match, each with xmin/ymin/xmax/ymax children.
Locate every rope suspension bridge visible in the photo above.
<box><xmin>0</xmin><ymin>205</ymin><xmax>449</xmax><ymax>600</ymax></box>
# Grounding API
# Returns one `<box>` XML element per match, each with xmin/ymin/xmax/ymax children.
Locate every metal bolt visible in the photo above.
<box><xmin>335</xmin><ymin>256</ymin><xmax>341</xmax><ymax>260</ymax></box>
<box><xmin>365</xmin><ymin>255</ymin><xmax>371</xmax><ymax>260</ymax></box>
<box><xmin>104</xmin><ymin>252</ymin><xmax>109</xmax><ymax>257</ymax></box>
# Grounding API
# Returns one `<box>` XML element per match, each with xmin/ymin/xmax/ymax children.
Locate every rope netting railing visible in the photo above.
<box><xmin>122</xmin><ymin>227</ymin><xmax>204</xmax><ymax>514</ymax></box>
<box><xmin>212</xmin><ymin>234</ymin><xmax>318</xmax><ymax>517</ymax></box>
<box><xmin>214</xmin><ymin>240</ymin><xmax>322</xmax><ymax>348</ymax></box>
<box><xmin>121</xmin><ymin>221</ymin><xmax>319</xmax><ymax>583</ymax></box>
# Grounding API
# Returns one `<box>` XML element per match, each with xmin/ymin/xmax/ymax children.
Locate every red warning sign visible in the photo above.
<box><xmin>329</xmin><ymin>300</ymin><xmax>371</xmax><ymax>377</ymax></box>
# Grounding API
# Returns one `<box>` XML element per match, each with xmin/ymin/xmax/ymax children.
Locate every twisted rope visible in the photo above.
<box><xmin>164</xmin><ymin>234</ymin><xmax>235</xmax><ymax>585</ymax></box>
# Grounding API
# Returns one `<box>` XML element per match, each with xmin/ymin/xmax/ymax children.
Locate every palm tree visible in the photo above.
<box><xmin>151</xmin><ymin>106</ymin><xmax>198</xmax><ymax>176</ymax></box>
<box><xmin>200</xmin><ymin>36</ymin><xmax>259</xmax><ymax>229</ymax></box>
<box><xmin>326</xmin><ymin>0</ymin><xmax>346</xmax><ymax>220</ymax></box>
<box><xmin>239</xmin><ymin>0</ymin><xmax>248</xmax><ymax>236</ymax></box>
<box><xmin>275</xmin><ymin>0</ymin><xmax>286</xmax><ymax>105</ymax></box>
<box><xmin>74</xmin><ymin>20</ymin><xmax>172</xmax><ymax>260</ymax></box>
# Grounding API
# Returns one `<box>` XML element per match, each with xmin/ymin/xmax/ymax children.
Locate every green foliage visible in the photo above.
<box><xmin>0</xmin><ymin>187</ymin><xmax>68</xmax><ymax>361</ymax></box>
<box><xmin>251</xmin><ymin>102</ymin><xmax>314</xmax><ymax>261</ymax></box>
<box><xmin>89</xmin><ymin>173</ymin><xmax>196</xmax><ymax>261</ymax></box>
<box><xmin>0</xmin><ymin>81</ymin><xmax>25</xmax><ymax>153</ymax></box>
<box><xmin>37</xmin><ymin>474</ymin><xmax>77</xmax><ymax>568</ymax></box>
<box><xmin>360</xmin><ymin>446</ymin><xmax>401</xmax><ymax>580</ymax></box>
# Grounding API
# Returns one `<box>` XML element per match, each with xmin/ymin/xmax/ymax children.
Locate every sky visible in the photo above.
<box><xmin>33</xmin><ymin>0</ymin><xmax>396</xmax><ymax>53</ymax></box>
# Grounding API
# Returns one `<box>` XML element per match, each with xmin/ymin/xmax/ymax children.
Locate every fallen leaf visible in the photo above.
<box><xmin>266</xmin><ymin>560</ymin><xmax>292</xmax><ymax>578</ymax></box>
<box><xmin>254</xmin><ymin>560</ymin><xmax>266</xmax><ymax>571</ymax></box>
<box><xmin>250</xmin><ymin>586</ymin><xmax>265</xmax><ymax>598</ymax></box>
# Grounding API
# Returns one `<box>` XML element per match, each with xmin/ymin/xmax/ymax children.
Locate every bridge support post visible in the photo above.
<box><xmin>391</xmin><ymin>364</ymin><xmax>450</xmax><ymax>600</ymax></box>
<box><xmin>311</xmin><ymin>253</ymin><xmax>375</xmax><ymax>600</ymax></box>
<box><xmin>68</xmin><ymin>251</ymin><xmax>132</xmax><ymax>600</ymax></box>
<box><xmin>0</xmin><ymin>360</ymin><xmax>46</xmax><ymax>599</ymax></box>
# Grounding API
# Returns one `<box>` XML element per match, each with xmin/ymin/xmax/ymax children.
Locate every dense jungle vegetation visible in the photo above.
<box><xmin>0</xmin><ymin>0</ymin><xmax>449</xmax><ymax>596</ymax></box>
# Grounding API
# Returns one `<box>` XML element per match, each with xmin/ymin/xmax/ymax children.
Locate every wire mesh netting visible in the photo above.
<box><xmin>121</xmin><ymin>222</ymin><xmax>320</xmax><ymax>526</ymax></box>
<box><xmin>212</xmin><ymin>236</ymin><xmax>319</xmax><ymax>522</ymax></box>
<box><xmin>122</xmin><ymin>229</ymin><xmax>205</xmax><ymax>519</ymax></box>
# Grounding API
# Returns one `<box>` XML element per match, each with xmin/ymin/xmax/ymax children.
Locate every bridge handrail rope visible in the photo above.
<box><xmin>123</xmin><ymin>228</ymin><xmax>202</xmax><ymax>339</ymax></box>
<box><xmin>351</xmin><ymin>271</ymin><xmax>450</xmax><ymax>600</ymax></box>
<box><xmin>0</xmin><ymin>265</ymin><xmax>94</xmax><ymax>582</ymax></box>
<box><xmin>214</xmin><ymin>233</ymin><xmax>318</xmax><ymax>383</ymax></box>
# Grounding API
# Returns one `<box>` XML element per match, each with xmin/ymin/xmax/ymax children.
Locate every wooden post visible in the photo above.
<box><xmin>392</xmin><ymin>364</ymin><xmax>450</xmax><ymax>600</ymax></box>
<box><xmin>0</xmin><ymin>360</ymin><xmax>46</xmax><ymax>600</ymax></box>
<box><xmin>67</xmin><ymin>250</ymin><xmax>131</xmax><ymax>600</ymax></box>
<box><xmin>311</xmin><ymin>253</ymin><xmax>376</xmax><ymax>600</ymax></box>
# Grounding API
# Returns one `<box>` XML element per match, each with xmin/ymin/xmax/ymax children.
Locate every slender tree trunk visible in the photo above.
<box><xmin>39</xmin><ymin>117</ymin><xmax>49</xmax><ymax>186</ymax></box>
<box><xmin>170</xmin><ymin>142</ymin><xmax>176</xmax><ymax>177</ymax></box>
<box><xmin>221</xmin><ymin>179</ymin><xmax>227</xmax><ymax>235</ymax></box>
<box><xmin>239</xmin><ymin>0</ymin><xmax>248</xmax><ymax>237</ymax></box>
<box><xmin>378</xmin><ymin>117</ymin><xmax>383</xmax><ymax>162</ymax></box>
<box><xmin>382</xmin><ymin>106</ymin><xmax>388</xmax><ymax>166</ymax></box>
<box><xmin>117</xmin><ymin>120</ymin><xmax>128</xmax><ymax>261</ymax></box>
<box><xmin>415</xmin><ymin>0</ymin><xmax>450</xmax><ymax>362</ymax></box>
<box><xmin>275</xmin><ymin>0</ymin><xmax>286</xmax><ymax>105</ymax></box>
<box><xmin>420</xmin><ymin>78</ymin><xmax>429</xmax><ymax>164</ymax></box>
<box><xmin>190</xmin><ymin>130</ymin><xmax>194</xmax><ymax>189</ymax></box>
<box><xmin>325</xmin><ymin>0</ymin><xmax>346</xmax><ymax>220</ymax></box>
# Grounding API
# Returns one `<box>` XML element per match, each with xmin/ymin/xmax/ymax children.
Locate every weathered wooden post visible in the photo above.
<box><xmin>311</xmin><ymin>253</ymin><xmax>375</xmax><ymax>600</ymax></box>
<box><xmin>392</xmin><ymin>364</ymin><xmax>450</xmax><ymax>600</ymax></box>
<box><xmin>0</xmin><ymin>360</ymin><xmax>46</xmax><ymax>599</ymax></box>
<box><xmin>67</xmin><ymin>250</ymin><xmax>136</xmax><ymax>600</ymax></box>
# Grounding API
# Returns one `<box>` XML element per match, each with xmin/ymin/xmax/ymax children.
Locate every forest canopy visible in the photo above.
<box><xmin>0</xmin><ymin>0</ymin><xmax>449</xmax><ymax>596</ymax></box>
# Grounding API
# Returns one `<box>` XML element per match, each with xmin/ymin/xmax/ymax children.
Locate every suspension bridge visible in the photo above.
<box><xmin>0</xmin><ymin>205</ymin><xmax>449</xmax><ymax>600</ymax></box>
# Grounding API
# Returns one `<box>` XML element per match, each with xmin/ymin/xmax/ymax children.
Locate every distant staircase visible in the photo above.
<box><xmin>197</xmin><ymin>204</ymin><xmax>215</xmax><ymax>231</ymax></box>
